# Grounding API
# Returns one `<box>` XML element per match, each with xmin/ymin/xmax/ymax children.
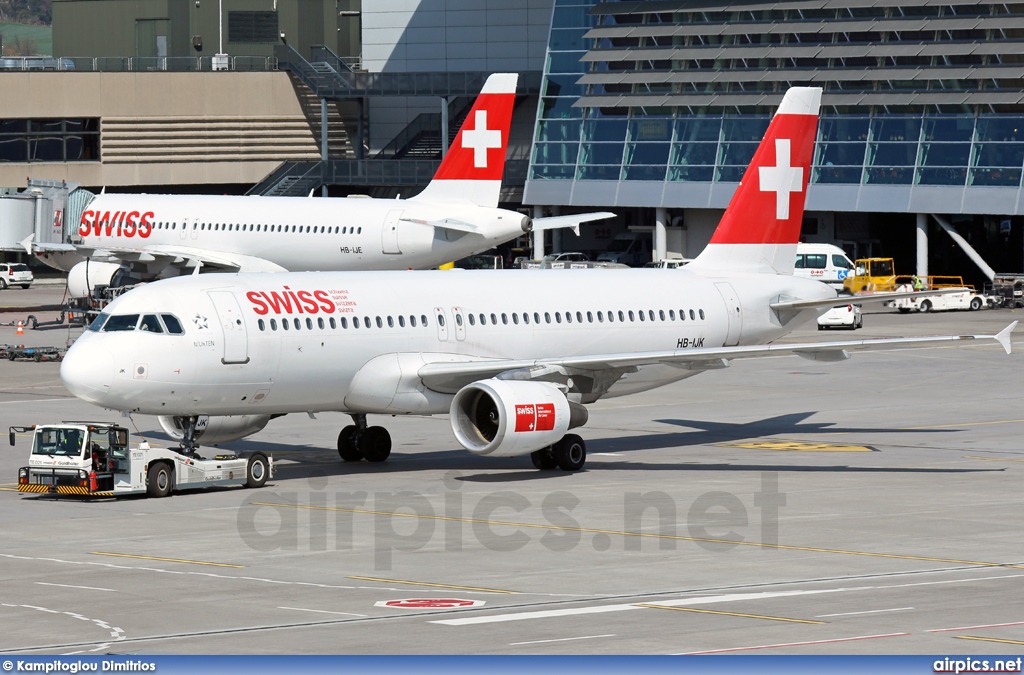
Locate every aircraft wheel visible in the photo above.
<box><xmin>530</xmin><ymin>447</ymin><xmax>558</xmax><ymax>470</ymax></box>
<box><xmin>337</xmin><ymin>425</ymin><xmax>363</xmax><ymax>462</ymax></box>
<box><xmin>553</xmin><ymin>434</ymin><xmax>586</xmax><ymax>472</ymax></box>
<box><xmin>361</xmin><ymin>426</ymin><xmax>392</xmax><ymax>462</ymax></box>
<box><xmin>246</xmin><ymin>453</ymin><xmax>269</xmax><ymax>488</ymax></box>
<box><xmin>147</xmin><ymin>462</ymin><xmax>172</xmax><ymax>498</ymax></box>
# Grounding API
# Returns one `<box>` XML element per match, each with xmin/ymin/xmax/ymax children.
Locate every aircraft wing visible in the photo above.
<box><xmin>52</xmin><ymin>243</ymin><xmax>289</xmax><ymax>273</ymax></box>
<box><xmin>417</xmin><ymin>322</ymin><xmax>1016</xmax><ymax>393</ymax></box>
<box><xmin>770</xmin><ymin>287</ymin><xmax>966</xmax><ymax>312</ymax></box>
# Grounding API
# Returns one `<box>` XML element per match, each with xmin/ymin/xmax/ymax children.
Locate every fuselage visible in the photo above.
<box><xmin>61</xmin><ymin>268</ymin><xmax>836</xmax><ymax>417</ymax></box>
<box><xmin>63</xmin><ymin>193</ymin><xmax>529</xmax><ymax>272</ymax></box>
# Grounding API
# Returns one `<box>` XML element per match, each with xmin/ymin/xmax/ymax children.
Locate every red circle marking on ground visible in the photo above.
<box><xmin>381</xmin><ymin>598</ymin><xmax>480</xmax><ymax>609</ymax></box>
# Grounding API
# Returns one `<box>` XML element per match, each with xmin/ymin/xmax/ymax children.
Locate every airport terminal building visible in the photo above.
<box><xmin>3</xmin><ymin>0</ymin><xmax>1024</xmax><ymax>280</ymax></box>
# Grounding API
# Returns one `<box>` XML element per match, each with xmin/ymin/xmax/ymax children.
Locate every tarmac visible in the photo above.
<box><xmin>1</xmin><ymin>283</ymin><xmax>1023</xmax><ymax>655</ymax></box>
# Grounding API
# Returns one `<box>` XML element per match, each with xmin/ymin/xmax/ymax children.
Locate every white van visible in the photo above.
<box><xmin>793</xmin><ymin>243</ymin><xmax>855</xmax><ymax>289</ymax></box>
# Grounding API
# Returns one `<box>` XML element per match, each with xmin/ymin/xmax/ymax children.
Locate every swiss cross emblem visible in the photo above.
<box><xmin>461</xmin><ymin>110</ymin><xmax>502</xmax><ymax>168</ymax></box>
<box><xmin>758</xmin><ymin>138</ymin><xmax>803</xmax><ymax>220</ymax></box>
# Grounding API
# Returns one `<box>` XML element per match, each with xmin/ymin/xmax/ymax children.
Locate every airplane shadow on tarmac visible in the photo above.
<box><xmin>139</xmin><ymin>411</ymin><xmax>996</xmax><ymax>485</ymax></box>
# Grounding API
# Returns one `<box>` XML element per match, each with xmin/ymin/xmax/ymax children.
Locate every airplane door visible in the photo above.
<box><xmin>382</xmin><ymin>209</ymin><xmax>403</xmax><ymax>254</ymax></box>
<box><xmin>714</xmin><ymin>282</ymin><xmax>743</xmax><ymax>347</ymax></box>
<box><xmin>452</xmin><ymin>306</ymin><xmax>466</xmax><ymax>341</ymax></box>
<box><xmin>208</xmin><ymin>290</ymin><xmax>250</xmax><ymax>364</ymax></box>
<box><xmin>179</xmin><ymin>218</ymin><xmax>189</xmax><ymax>240</ymax></box>
<box><xmin>190</xmin><ymin>219</ymin><xmax>199</xmax><ymax>240</ymax></box>
<box><xmin>434</xmin><ymin>307</ymin><xmax>449</xmax><ymax>342</ymax></box>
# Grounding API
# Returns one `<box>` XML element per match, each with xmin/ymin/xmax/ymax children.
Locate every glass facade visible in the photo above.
<box><xmin>0</xmin><ymin>118</ymin><xmax>100</xmax><ymax>163</ymax></box>
<box><xmin>526</xmin><ymin>0</ymin><xmax>1024</xmax><ymax>210</ymax></box>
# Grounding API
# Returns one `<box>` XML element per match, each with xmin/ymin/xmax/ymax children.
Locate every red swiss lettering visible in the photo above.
<box><xmin>313</xmin><ymin>290</ymin><xmax>336</xmax><ymax>313</ymax></box>
<box><xmin>247</xmin><ymin>291</ymin><xmax>269</xmax><ymax>315</ymax></box>
<box><xmin>515</xmin><ymin>404</ymin><xmax>536</xmax><ymax>432</ymax></box>
<box><xmin>138</xmin><ymin>211</ymin><xmax>154</xmax><ymax>238</ymax></box>
<box><xmin>79</xmin><ymin>210</ymin><xmax>94</xmax><ymax>237</ymax></box>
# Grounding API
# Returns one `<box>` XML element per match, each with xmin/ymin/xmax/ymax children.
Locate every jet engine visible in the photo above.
<box><xmin>158</xmin><ymin>414</ymin><xmax>272</xmax><ymax>446</ymax></box>
<box><xmin>450</xmin><ymin>379</ymin><xmax>587</xmax><ymax>457</ymax></box>
<box><xmin>67</xmin><ymin>261</ymin><xmax>123</xmax><ymax>298</ymax></box>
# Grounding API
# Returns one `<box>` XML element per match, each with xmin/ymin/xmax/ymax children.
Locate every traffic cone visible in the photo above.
<box><xmin>16</xmin><ymin>321</ymin><xmax>23</xmax><ymax>336</ymax></box>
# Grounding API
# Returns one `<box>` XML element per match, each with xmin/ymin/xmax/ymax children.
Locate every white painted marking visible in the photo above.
<box><xmin>758</xmin><ymin>138</ymin><xmax>802</xmax><ymax>219</ymax></box>
<box><xmin>277</xmin><ymin>606</ymin><xmax>367</xmax><ymax>618</ymax></box>
<box><xmin>817</xmin><ymin>607</ymin><xmax>913</xmax><ymax>618</ymax></box>
<box><xmin>927</xmin><ymin>620</ymin><xmax>1024</xmax><ymax>633</ymax></box>
<box><xmin>591</xmin><ymin>453</ymin><xmax>623</xmax><ymax>456</ymax></box>
<box><xmin>510</xmin><ymin>633</ymin><xmax>616</xmax><ymax>646</ymax></box>
<box><xmin>1</xmin><ymin>398</ymin><xmax>77</xmax><ymax>404</ymax></box>
<box><xmin>36</xmin><ymin>582</ymin><xmax>116</xmax><ymax>592</ymax></box>
<box><xmin>461</xmin><ymin>110</ymin><xmax>501</xmax><ymax>168</ymax></box>
<box><xmin>679</xmin><ymin>632</ymin><xmax>910</xmax><ymax>655</ymax></box>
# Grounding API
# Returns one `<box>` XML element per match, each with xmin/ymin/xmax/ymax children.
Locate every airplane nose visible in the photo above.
<box><xmin>60</xmin><ymin>339</ymin><xmax>115</xmax><ymax>405</ymax></box>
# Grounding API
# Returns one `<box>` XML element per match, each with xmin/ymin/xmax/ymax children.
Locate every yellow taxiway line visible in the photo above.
<box><xmin>636</xmin><ymin>603</ymin><xmax>825</xmax><ymax>624</ymax></box>
<box><xmin>953</xmin><ymin>635</ymin><xmax>1024</xmax><ymax>646</ymax></box>
<box><xmin>89</xmin><ymin>551</ymin><xmax>244</xmax><ymax>568</ymax></box>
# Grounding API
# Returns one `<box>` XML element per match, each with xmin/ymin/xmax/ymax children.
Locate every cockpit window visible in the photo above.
<box><xmin>139</xmin><ymin>315</ymin><xmax>164</xmax><ymax>333</ymax></box>
<box><xmin>161</xmin><ymin>314</ymin><xmax>184</xmax><ymax>334</ymax></box>
<box><xmin>88</xmin><ymin>313</ymin><xmax>109</xmax><ymax>332</ymax></box>
<box><xmin>102</xmin><ymin>314</ymin><xmax>140</xmax><ymax>332</ymax></box>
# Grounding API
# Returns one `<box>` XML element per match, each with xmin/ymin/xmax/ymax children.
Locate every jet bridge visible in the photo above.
<box><xmin>0</xmin><ymin>178</ymin><xmax>91</xmax><ymax>253</ymax></box>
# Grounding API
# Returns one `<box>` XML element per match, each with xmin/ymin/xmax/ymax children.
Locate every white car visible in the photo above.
<box><xmin>0</xmin><ymin>263</ymin><xmax>33</xmax><ymax>289</ymax></box>
<box><xmin>817</xmin><ymin>303</ymin><xmax>862</xmax><ymax>330</ymax></box>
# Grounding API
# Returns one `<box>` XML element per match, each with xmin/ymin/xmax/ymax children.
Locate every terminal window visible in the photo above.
<box><xmin>0</xmin><ymin>118</ymin><xmax>100</xmax><ymax>163</ymax></box>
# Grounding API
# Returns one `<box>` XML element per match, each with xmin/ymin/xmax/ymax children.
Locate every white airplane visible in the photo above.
<box><xmin>31</xmin><ymin>73</ymin><xmax>611</xmax><ymax>292</ymax></box>
<box><xmin>60</xmin><ymin>87</ymin><xmax>1016</xmax><ymax>472</ymax></box>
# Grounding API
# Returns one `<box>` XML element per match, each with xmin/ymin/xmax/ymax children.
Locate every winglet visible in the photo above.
<box><xmin>995</xmin><ymin>321</ymin><xmax>1017</xmax><ymax>355</ymax></box>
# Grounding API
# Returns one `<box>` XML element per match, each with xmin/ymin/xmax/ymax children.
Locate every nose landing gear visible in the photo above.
<box><xmin>337</xmin><ymin>414</ymin><xmax>392</xmax><ymax>463</ymax></box>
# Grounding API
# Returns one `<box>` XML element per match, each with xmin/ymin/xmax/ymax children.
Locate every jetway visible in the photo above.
<box><xmin>0</xmin><ymin>179</ymin><xmax>92</xmax><ymax>253</ymax></box>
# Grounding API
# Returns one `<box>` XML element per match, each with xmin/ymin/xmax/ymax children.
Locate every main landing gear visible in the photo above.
<box><xmin>337</xmin><ymin>414</ymin><xmax>392</xmax><ymax>463</ymax></box>
<box><xmin>530</xmin><ymin>434</ymin><xmax>586</xmax><ymax>472</ymax></box>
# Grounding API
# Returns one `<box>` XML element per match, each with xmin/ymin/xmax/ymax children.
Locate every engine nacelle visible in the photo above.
<box><xmin>158</xmin><ymin>414</ymin><xmax>272</xmax><ymax>446</ymax></box>
<box><xmin>450</xmin><ymin>379</ymin><xmax>572</xmax><ymax>457</ymax></box>
<box><xmin>67</xmin><ymin>261</ymin><xmax>122</xmax><ymax>298</ymax></box>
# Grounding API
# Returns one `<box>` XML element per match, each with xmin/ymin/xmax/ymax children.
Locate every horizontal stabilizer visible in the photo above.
<box><xmin>400</xmin><ymin>217</ymin><xmax>480</xmax><ymax>235</ymax></box>
<box><xmin>532</xmin><ymin>212</ymin><xmax>616</xmax><ymax>236</ymax></box>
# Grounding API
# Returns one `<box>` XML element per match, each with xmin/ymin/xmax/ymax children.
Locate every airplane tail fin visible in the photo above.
<box><xmin>688</xmin><ymin>87</ymin><xmax>821</xmax><ymax>276</ymax></box>
<box><xmin>410</xmin><ymin>73</ymin><xmax>518</xmax><ymax>208</ymax></box>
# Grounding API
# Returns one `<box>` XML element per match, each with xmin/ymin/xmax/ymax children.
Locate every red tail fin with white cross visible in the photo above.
<box><xmin>410</xmin><ymin>73</ymin><xmax>518</xmax><ymax>208</ymax></box>
<box><xmin>688</xmin><ymin>87</ymin><xmax>821</xmax><ymax>275</ymax></box>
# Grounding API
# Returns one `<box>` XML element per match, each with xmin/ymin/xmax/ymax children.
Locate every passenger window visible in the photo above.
<box><xmin>421</xmin><ymin>315</ymin><xmax>428</xmax><ymax>326</ymax></box>
<box><xmin>364</xmin><ymin>316</ymin><xmax>371</xmax><ymax>328</ymax></box>
<box><xmin>806</xmin><ymin>254</ymin><xmax>827</xmax><ymax>269</ymax></box>
<box><xmin>455</xmin><ymin>314</ymin><xmax>463</xmax><ymax>327</ymax></box>
<box><xmin>555</xmin><ymin>312</ymin><xmax>561</xmax><ymax>324</ymax></box>
<box><xmin>294</xmin><ymin>318</ymin><xmax>301</xmax><ymax>330</ymax></box>
<box><xmin>410</xmin><ymin>315</ymin><xmax>417</xmax><ymax>328</ymax></box>
<box><xmin>399</xmin><ymin>316</ymin><xmax>405</xmax><ymax>328</ymax></box>
<box><xmin>608</xmin><ymin>311</ymin><xmax>615</xmax><ymax>323</ymax></box>
<box><xmin>501</xmin><ymin>313</ymin><xmax>508</xmax><ymax>325</ymax></box>
<box><xmin>659</xmin><ymin>310</ymin><xmax>665</xmax><ymax>321</ymax></box>
<box><xmin>437</xmin><ymin>314</ymin><xmax>445</xmax><ymax>327</ymax></box>
<box><xmin>618</xmin><ymin>310</ymin><xmax>625</xmax><ymax>322</ymax></box>
<box><xmin>387</xmin><ymin>316</ymin><xmax>394</xmax><ymax>328</ymax></box>
<box><xmin>353</xmin><ymin>317</ymin><xmax>360</xmax><ymax>328</ymax></box>
<box><xmin>794</xmin><ymin>254</ymin><xmax>805</xmax><ymax>269</ymax></box>
<box><xmin>375</xmin><ymin>316</ymin><xmax>383</xmax><ymax>328</ymax></box>
<box><xmin>102</xmin><ymin>314</ymin><xmax>140</xmax><ymax>332</ymax></box>
<box><xmin>545</xmin><ymin>312</ymin><xmax>551</xmax><ymax>324</ymax></box>
<box><xmin>689</xmin><ymin>309</ymin><xmax>695</xmax><ymax>320</ymax></box>
<box><xmin>649</xmin><ymin>310</ymin><xmax>655</xmax><ymax>321</ymax></box>
<box><xmin>490</xmin><ymin>313</ymin><xmax>497</xmax><ymax>325</ymax></box>
<box><xmin>318</xmin><ymin>317</ymin><xmax>325</xmax><ymax>329</ymax></box>
<box><xmin>669</xmin><ymin>310</ymin><xmax>676</xmax><ymax>320</ymax></box>
<box><xmin>587</xmin><ymin>311</ymin><xmax>593</xmax><ymax>322</ymax></box>
<box><xmin>638</xmin><ymin>310</ymin><xmax>645</xmax><ymax>322</ymax></box>
<box><xmin>628</xmin><ymin>311</ymin><xmax>635</xmax><ymax>321</ymax></box>
<box><xmin>258</xmin><ymin>319</ymin><xmax>266</xmax><ymax>331</ymax></box>
<box><xmin>534</xmin><ymin>312</ymin><xmax>541</xmax><ymax>324</ymax></box>
<box><xmin>479</xmin><ymin>313</ymin><xmax>486</xmax><ymax>325</ymax></box>
<box><xmin>340</xmin><ymin>317</ymin><xmax>348</xmax><ymax>328</ymax></box>
<box><xmin>468</xmin><ymin>314</ymin><xmax>475</xmax><ymax>326</ymax></box>
<box><xmin>597</xmin><ymin>311</ymin><xmax>604</xmax><ymax>322</ymax></box>
<box><xmin>282</xmin><ymin>319</ymin><xmax>290</xmax><ymax>330</ymax></box>
<box><xmin>139</xmin><ymin>315</ymin><xmax>163</xmax><ymax>333</ymax></box>
<box><xmin>270</xmin><ymin>318</ymin><xmax>277</xmax><ymax>330</ymax></box>
<box><xmin>576</xmin><ymin>311</ymin><xmax>583</xmax><ymax>323</ymax></box>
<box><xmin>306</xmin><ymin>318</ymin><xmax>313</xmax><ymax>330</ymax></box>
<box><xmin>699</xmin><ymin>309</ymin><xmax>705</xmax><ymax>320</ymax></box>
<box><xmin>512</xmin><ymin>313</ymin><xmax>520</xmax><ymax>325</ymax></box>
<box><xmin>565</xmin><ymin>312</ymin><xmax>572</xmax><ymax>324</ymax></box>
<box><xmin>523</xmin><ymin>313</ymin><xmax>530</xmax><ymax>325</ymax></box>
<box><xmin>330</xmin><ymin>317</ymin><xmax>336</xmax><ymax>329</ymax></box>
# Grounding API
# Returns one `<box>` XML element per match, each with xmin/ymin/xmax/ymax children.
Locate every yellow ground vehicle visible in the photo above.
<box><xmin>842</xmin><ymin>258</ymin><xmax>897</xmax><ymax>294</ymax></box>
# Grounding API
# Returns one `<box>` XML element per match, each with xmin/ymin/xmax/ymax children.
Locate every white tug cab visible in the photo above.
<box><xmin>13</xmin><ymin>422</ymin><xmax>271</xmax><ymax>498</ymax></box>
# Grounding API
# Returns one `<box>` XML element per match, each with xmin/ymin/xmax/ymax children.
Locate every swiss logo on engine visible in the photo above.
<box><xmin>515</xmin><ymin>403</ymin><xmax>556</xmax><ymax>432</ymax></box>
